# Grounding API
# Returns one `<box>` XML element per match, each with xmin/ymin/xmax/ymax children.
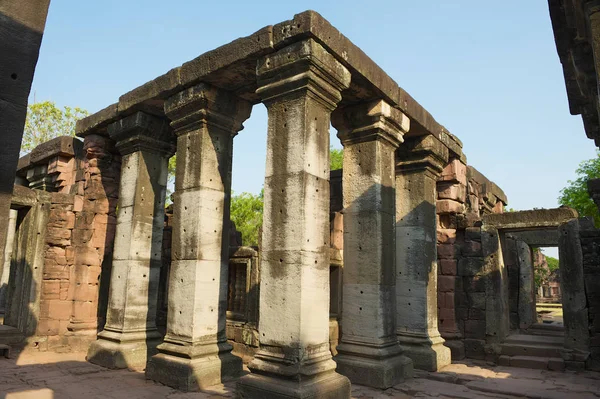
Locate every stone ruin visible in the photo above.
<box><xmin>1</xmin><ymin>9</ymin><xmax>600</xmax><ymax>398</ymax></box>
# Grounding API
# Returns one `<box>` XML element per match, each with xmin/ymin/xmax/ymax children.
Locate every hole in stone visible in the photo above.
<box><xmin>359</xmin><ymin>307</ymin><xmax>362</xmax><ymax>311</ymax></box>
<box><xmin>280</xmin><ymin>259</ymin><xmax>283</xmax><ymax>263</ymax></box>
<box><xmin>143</xmin><ymin>274</ymin><xmax>146</xmax><ymax>278</ymax></box>
<box><xmin>360</xmin><ymin>291</ymin><xmax>363</xmax><ymax>294</ymax></box>
<box><xmin>314</xmin><ymin>260</ymin><xmax>317</xmax><ymax>264</ymax></box>
<box><xmin>297</xmin><ymin>24</ymin><xmax>301</xmax><ymax>28</ymax></box>
<box><xmin>179</xmin><ymin>311</ymin><xmax>182</xmax><ymax>314</ymax></box>
<box><xmin>181</xmin><ymin>279</ymin><xmax>183</xmax><ymax>283</ymax></box>
<box><xmin>262</xmin><ymin>333</ymin><xmax>265</xmax><ymax>336</ymax></box>
<box><xmin>11</xmin><ymin>73</ymin><xmax>17</xmax><ymax>80</ymax></box>
<box><xmin>408</xmin><ymin>302</ymin><xmax>411</xmax><ymax>306</ymax></box>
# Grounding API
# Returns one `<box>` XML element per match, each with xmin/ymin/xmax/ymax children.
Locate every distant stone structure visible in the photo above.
<box><xmin>1</xmin><ymin>9</ymin><xmax>600</xmax><ymax>399</ymax></box>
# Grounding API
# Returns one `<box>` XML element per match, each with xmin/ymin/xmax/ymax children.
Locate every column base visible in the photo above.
<box><xmin>397</xmin><ymin>331</ymin><xmax>451</xmax><ymax>371</ymax></box>
<box><xmin>237</xmin><ymin>371</ymin><xmax>350</xmax><ymax>399</ymax></box>
<box><xmin>334</xmin><ymin>342</ymin><xmax>413</xmax><ymax>388</ymax></box>
<box><xmin>145</xmin><ymin>341</ymin><xmax>242</xmax><ymax>391</ymax></box>
<box><xmin>441</xmin><ymin>331</ymin><xmax>465</xmax><ymax>360</ymax></box>
<box><xmin>87</xmin><ymin>328</ymin><xmax>161</xmax><ymax>371</ymax></box>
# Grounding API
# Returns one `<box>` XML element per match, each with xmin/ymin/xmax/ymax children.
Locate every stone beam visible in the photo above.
<box><xmin>236</xmin><ymin>38</ymin><xmax>351</xmax><ymax>399</ymax></box>
<box><xmin>483</xmin><ymin>208</ymin><xmax>578</xmax><ymax>231</ymax></box>
<box><xmin>87</xmin><ymin>112</ymin><xmax>175</xmax><ymax>370</ymax></box>
<box><xmin>331</xmin><ymin>100</ymin><xmax>413</xmax><ymax>388</ymax></box>
<box><xmin>395</xmin><ymin>134</ymin><xmax>451</xmax><ymax>371</ymax></box>
<box><xmin>76</xmin><ymin>11</ymin><xmax>458</xmax><ymax>143</ymax></box>
<box><xmin>506</xmin><ymin>230</ymin><xmax>560</xmax><ymax>247</ymax></box>
<box><xmin>145</xmin><ymin>83</ymin><xmax>251</xmax><ymax>391</ymax></box>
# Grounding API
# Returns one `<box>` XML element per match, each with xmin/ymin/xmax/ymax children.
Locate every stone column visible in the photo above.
<box><xmin>330</xmin><ymin>100</ymin><xmax>413</xmax><ymax>388</ymax></box>
<box><xmin>0</xmin><ymin>209</ymin><xmax>18</xmax><ymax>311</ymax></box>
<box><xmin>516</xmin><ymin>240</ymin><xmax>535</xmax><ymax>330</ymax></box>
<box><xmin>87</xmin><ymin>112</ymin><xmax>174</xmax><ymax>370</ymax></box>
<box><xmin>395</xmin><ymin>135</ymin><xmax>451</xmax><ymax>371</ymax></box>
<box><xmin>145</xmin><ymin>83</ymin><xmax>251</xmax><ymax>391</ymax></box>
<box><xmin>237</xmin><ymin>39</ymin><xmax>351</xmax><ymax>399</ymax></box>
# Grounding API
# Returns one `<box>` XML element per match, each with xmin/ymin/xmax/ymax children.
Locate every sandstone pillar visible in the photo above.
<box><xmin>87</xmin><ymin>112</ymin><xmax>174</xmax><ymax>370</ymax></box>
<box><xmin>0</xmin><ymin>209</ymin><xmax>18</xmax><ymax>311</ymax></box>
<box><xmin>395</xmin><ymin>135</ymin><xmax>451</xmax><ymax>371</ymax></box>
<box><xmin>145</xmin><ymin>83</ymin><xmax>251</xmax><ymax>390</ymax></box>
<box><xmin>330</xmin><ymin>100</ymin><xmax>413</xmax><ymax>388</ymax></box>
<box><xmin>237</xmin><ymin>39</ymin><xmax>351</xmax><ymax>398</ymax></box>
<box><xmin>516</xmin><ymin>240</ymin><xmax>535</xmax><ymax>330</ymax></box>
<box><xmin>0</xmin><ymin>1</ymin><xmax>51</xmax><ymax>274</ymax></box>
<box><xmin>67</xmin><ymin>134</ymin><xmax>120</xmax><ymax>347</ymax></box>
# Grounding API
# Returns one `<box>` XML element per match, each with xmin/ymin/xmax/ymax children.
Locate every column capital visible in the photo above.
<box><xmin>396</xmin><ymin>135</ymin><xmax>449</xmax><ymax>176</ymax></box>
<box><xmin>332</xmin><ymin>100</ymin><xmax>409</xmax><ymax>148</ymax></box>
<box><xmin>164</xmin><ymin>83</ymin><xmax>251</xmax><ymax>137</ymax></box>
<box><xmin>256</xmin><ymin>38</ymin><xmax>351</xmax><ymax>110</ymax></box>
<box><xmin>107</xmin><ymin>112</ymin><xmax>175</xmax><ymax>156</ymax></box>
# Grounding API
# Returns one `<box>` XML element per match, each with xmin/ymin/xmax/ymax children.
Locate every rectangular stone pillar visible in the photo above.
<box><xmin>331</xmin><ymin>100</ymin><xmax>413</xmax><ymax>388</ymax></box>
<box><xmin>0</xmin><ymin>209</ymin><xmax>18</xmax><ymax>311</ymax></box>
<box><xmin>145</xmin><ymin>83</ymin><xmax>251</xmax><ymax>391</ymax></box>
<box><xmin>516</xmin><ymin>240</ymin><xmax>536</xmax><ymax>330</ymax></box>
<box><xmin>87</xmin><ymin>112</ymin><xmax>174</xmax><ymax>370</ymax></box>
<box><xmin>395</xmin><ymin>135</ymin><xmax>451</xmax><ymax>371</ymax></box>
<box><xmin>236</xmin><ymin>39</ymin><xmax>351</xmax><ymax>399</ymax></box>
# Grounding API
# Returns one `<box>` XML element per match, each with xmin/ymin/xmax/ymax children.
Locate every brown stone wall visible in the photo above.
<box><xmin>36</xmin><ymin>192</ymin><xmax>78</xmax><ymax>349</ymax></box>
<box><xmin>68</xmin><ymin>134</ymin><xmax>120</xmax><ymax>345</ymax></box>
<box><xmin>436</xmin><ymin>162</ymin><xmax>506</xmax><ymax>361</ymax></box>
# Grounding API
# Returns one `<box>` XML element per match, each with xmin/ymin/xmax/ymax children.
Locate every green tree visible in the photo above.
<box><xmin>330</xmin><ymin>147</ymin><xmax>343</xmax><ymax>170</ymax></box>
<box><xmin>558</xmin><ymin>151</ymin><xmax>600</xmax><ymax>226</ymax></box>
<box><xmin>22</xmin><ymin>101</ymin><xmax>89</xmax><ymax>154</ymax></box>
<box><xmin>230</xmin><ymin>190</ymin><xmax>264</xmax><ymax>247</ymax></box>
<box><xmin>546</xmin><ymin>256</ymin><xmax>559</xmax><ymax>272</ymax></box>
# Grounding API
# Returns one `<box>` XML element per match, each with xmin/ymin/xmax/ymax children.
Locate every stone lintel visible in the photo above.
<box><xmin>396</xmin><ymin>135</ymin><xmax>449</xmax><ymax>175</ymax></box>
<box><xmin>332</xmin><ymin>100</ymin><xmax>409</xmax><ymax>148</ymax></box>
<box><xmin>107</xmin><ymin>112</ymin><xmax>175</xmax><ymax>156</ymax></box>
<box><xmin>483</xmin><ymin>207</ymin><xmax>578</xmax><ymax>230</ymax></box>
<box><xmin>17</xmin><ymin>136</ymin><xmax>83</xmax><ymax>176</ymax></box>
<box><xmin>11</xmin><ymin>184</ymin><xmax>39</xmax><ymax>208</ymax></box>
<box><xmin>506</xmin><ymin>229</ymin><xmax>560</xmax><ymax>247</ymax></box>
<box><xmin>467</xmin><ymin>165</ymin><xmax>507</xmax><ymax>205</ymax></box>
<box><xmin>164</xmin><ymin>83</ymin><xmax>251</xmax><ymax>136</ymax></box>
<box><xmin>438</xmin><ymin>127</ymin><xmax>466</xmax><ymax>164</ymax></box>
<box><xmin>256</xmin><ymin>38</ymin><xmax>351</xmax><ymax>109</ymax></box>
<box><xmin>77</xmin><ymin>11</ymin><xmax>463</xmax><ymax>147</ymax></box>
<box><xmin>75</xmin><ymin>103</ymin><xmax>119</xmax><ymax>137</ymax></box>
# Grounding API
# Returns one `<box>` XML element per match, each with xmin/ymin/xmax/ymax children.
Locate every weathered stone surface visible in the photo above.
<box><xmin>483</xmin><ymin>207</ymin><xmax>577</xmax><ymax>229</ymax></box>
<box><xmin>237</xmin><ymin>39</ymin><xmax>351</xmax><ymax>398</ymax></box>
<box><xmin>332</xmin><ymin>100</ymin><xmax>412</xmax><ymax>388</ymax></box>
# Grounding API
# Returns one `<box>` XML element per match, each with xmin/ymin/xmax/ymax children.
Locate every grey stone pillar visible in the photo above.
<box><xmin>0</xmin><ymin>209</ymin><xmax>18</xmax><ymax>311</ymax></box>
<box><xmin>395</xmin><ymin>135</ymin><xmax>451</xmax><ymax>371</ymax></box>
<box><xmin>236</xmin><ymin>39</ymin><xmax>351</xmax><ymax>399</ymax></box>
<box><xmin>516</xmin><ymin>240</ymin><xmax>535</xmax><ymax>330</ymax></box>
<box><xmin>331</xmin><ymin>100</ymin><xmax>413</xmax><ymax>388</ymax></box>
<box><xmin>481</xmin><ymin>226</ymin><xmax>509</xmax><ymax>348</ymax></box>
<box><xmin>145</xmin><ymin>83</ymin><xmax>251</xmax><ymax>391</ymax></box>
<box><xmin>87</xmin><ymin>112</ymin><xmax>174</xmax><ymax>370</ymax></box>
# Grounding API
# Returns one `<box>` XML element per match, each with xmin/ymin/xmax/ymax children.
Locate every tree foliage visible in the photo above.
<box><xmin>546</xmin><ymin>256</ymin><xmax>559</xmax><ymax>272</ymax></box>
<box><xmin>22</xmin><ymin>101</ymin><xmax>88</xmax><ymax>154</ymax></box>
<box><xmin>330</xmin><ymin>147</ymin><xmax>343</xmax><ymax>171</ymax></box>
<box><xmin>558</xmin><ymin>151</ymin><xmax>600</xmax><ymax>226</ymax></box>
<box><xmin>230</xmin><ymin>190</ymin><xmax>264</xmax><ymax>247</ymax></box>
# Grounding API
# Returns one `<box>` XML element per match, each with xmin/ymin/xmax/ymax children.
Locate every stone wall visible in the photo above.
<box><xmin>435</xmin><ymin>160</ymin><xmax>507</xmax><ymax>361</ymax></box>
<box><xmin>4</xmin><ymin>135</ymin><xmax>121</xmax><ymax>352</ymax></box>
<box><xmin>578</xmin><ymin>219</ymin><xmax>600</xmax><ymax>371</ymax></box>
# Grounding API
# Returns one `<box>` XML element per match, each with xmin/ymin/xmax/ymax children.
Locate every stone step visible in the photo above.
<box><xmin>501</xmin><ymin>343</ymin><xmax>562</xmax><ymax>358</ymax></box>
<box><xmin>499</xmin><ymin>355</ymin><xmax>565</xmax><ymax>371</ymax></box>
<box><xmin>527</xmin><ymin>323</ymin><xmax>565</xmax><ymax>337</ymax></box>
<box><xmin>504</xmin><ymin>333</ymin><xmax>563</xmax><ymax>346</ymax></box>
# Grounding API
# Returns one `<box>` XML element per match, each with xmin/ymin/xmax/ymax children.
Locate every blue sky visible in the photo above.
<box><xmin>31</xmin><ymin>0</ymin><xmax>596</xmax><ymax>226</ymax></box>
